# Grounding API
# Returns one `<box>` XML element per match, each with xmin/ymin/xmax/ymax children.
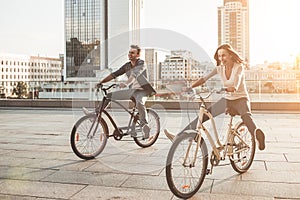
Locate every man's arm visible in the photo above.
<box><xmin>99</xmin><ymin>74</ymin><xmax>114</xmax><ymax>84</ymax></box>
<box><xmin>99</xmin><ymin>63</ymin><xmax>128</xmax><ymax>84</ymax></box>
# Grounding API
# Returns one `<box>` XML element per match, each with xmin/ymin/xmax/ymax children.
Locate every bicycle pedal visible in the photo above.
<box><xmin>206</xmin><ymin>169</ymin><xmax>211</xmax><ymax>175</ymax></box>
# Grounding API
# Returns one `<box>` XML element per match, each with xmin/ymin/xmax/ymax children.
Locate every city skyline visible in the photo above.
<box><xmin>0</xmin><ymin>0</ymin><xmax>299</xmax><ymax>65</ymax></box>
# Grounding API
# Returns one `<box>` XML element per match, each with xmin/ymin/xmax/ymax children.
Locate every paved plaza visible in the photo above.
<box><xmin>0</xmin><ymin>107</ymin><xmax>300</xmax><ymax>199</ymax></box>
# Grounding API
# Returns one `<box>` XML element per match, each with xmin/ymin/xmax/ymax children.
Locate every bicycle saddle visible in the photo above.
<box><xmin>225</xmin><ymin>107</ymin><xmax>239</xmax><ymax>116</ymax></box>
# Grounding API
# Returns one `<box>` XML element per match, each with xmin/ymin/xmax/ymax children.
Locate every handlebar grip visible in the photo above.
<box><xmin>96</xmin><ymin>83</ymin><xmax>103</xmax><ymax>89</ymax></box>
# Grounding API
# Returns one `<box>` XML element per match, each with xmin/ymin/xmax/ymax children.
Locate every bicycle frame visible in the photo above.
<box><xmin>195</xmin><ymin>102</ymin><xmax>234</xmax><ymax>161</ymax></box>
<box><xmin>183</xmin><ymin>90</ymin><xmax>243</xmax><ymax>167</ymax></box>
<box><xmin>101</xmin><ymin>99</ymin><xmax>138</xmax><ymax>136</ymax></box>
<box><xmin>94</xmin><ymin>87</ymin><xmax>140</xmax><ymax>137</ymax></box>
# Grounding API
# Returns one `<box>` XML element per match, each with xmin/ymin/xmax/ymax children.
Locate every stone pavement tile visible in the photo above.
<box><xmin>204</xmin><ymin>164</ymin><xmax>242</xmax><ymax>181</ymax></box>
<box><xmin>0</xmin><ymin>166</ymin><xmax>55</xmax><ymax>181</ymax></box>
<box><xmin>241</xmin><ymin>170</ymin><xmax>300</xmax><ymax>184</ymax></box>
<box><xmin>85</xmin><ymin>161</ymin><xmax>164</xmax><ymax>176</ymax></box>
<box><xmin>58</xmin><ymin>160</ymin><xmax>97</xmax><ymax>171</ymax></box>
<box><xmin>71</xmin><ymin>185</ymin><xmax>172</xmax><ymax>200</ymax></box>
<box><xmin>122</xmin><ymin>154</ymin><xmax>166</xmax><ymax>166</ymax></box>
<box><xmin>285</xmin><ymin>153</ymin><xmax>300</xmax><ymax>162</ymax></box>
<box><xmin>265</xmin><ymin>146</ymin><xmax>300</xmax><ymax>154</ymax></box>
<box><xmin>266</xmin><ymin>161</ymin><xmax>300</xmax><ymax>171</ymax></box>
<box><xmin>175</xmin><ymin>193</ymin><xmax>273</xmax><ymax>200</ymax></box>
<box><xmin>21</xmin><ymin>158</ymin><xmax>89</xmax><ymax>170</ymax></box>
<box><xmin>254</xmin><ymin>153</ymin><xmax>287</xmax><ymax>162</ymax></box>
<box><xmin>0</xmin><ymin>180</ymin><xmax>85</xmax><ymax>199</ymax></box>
<box><xmin>211</xmin><ymin>179</ymin><xmax>300</xmax><ymax>199</ymax></box>
<box><xmin>121</xmin><ymin>174</ymin><xmax>170</xmax><ymax>190</ymax></box>
<box><xmin>43</xmin><ymin>170</ymin><xmax>130</xmax><ymax>187</ymax></box>
<box><xmin>0</xmin><ymin>143</ymin><xmax>41</xmax><ymax>152</ymax></box>
<box><xmin>249</xmin><ymin>160</ymin><xmax>266</xmax><ymax>170</ymax></box>
<box><xmin>0</xmin><ymin>149</ymin><xmax>13</xmax><ymax>155</ymax></box>
<box><xmin>7</xmin><ymin>150</ymin><xmax>74</xmax><ymax>160</ymax></box>
<box><xmin>97</xmin><ymin>153</ymin><xmax>129</xmax><ymax>163</ymax></box>
<box><xmin>83</xmin><ymin>161</ymin><xmax>131</xmax><ymax>174</ymax></box>
<box><xmin>0</xmin><ymin>156</ymin><xmax>33</xmax><ymax>167</ymax></box>
<box><xmin>0</xmin><ymin>194</ymin><xmax>40</xmax><ymax>200</ymax></box>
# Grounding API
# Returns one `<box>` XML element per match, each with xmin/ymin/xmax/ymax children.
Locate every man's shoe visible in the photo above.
<box><xmin>130</xmin><ymin>132</ymin><xmax>137</xmax><ymax>138</ymax></box>
<box><xmin>82</xmin><ymin>107</ymin><xmax>91</xmax><ymax>115</ymax></box>
<box><xmin>164</xmin><ymin>129</ymin><xmax>175</xmax><ymax>142</ymax></box>
<box><xmin>142</xmin><ymin>124</ymin><xmax>150</xmax><ymax>139</ymax></box>
<box><xmin>255</xmin><ymin>128</ymin><xmax>265</xmax><ymax>151</ymax></box>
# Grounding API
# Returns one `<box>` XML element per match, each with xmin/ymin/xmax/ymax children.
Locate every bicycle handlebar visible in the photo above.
<box><xmin>186</xmin><ymin>88</ymin><xmax>226</xmax><ymax>104</ymax></box>
<box><xmin>96</xmin><ymin>83</ymin><xmax>119</xmax><ymax>95</ymax></box>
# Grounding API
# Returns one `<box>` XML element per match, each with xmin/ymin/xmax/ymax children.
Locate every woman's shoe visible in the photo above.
<box><xmin>255</xmin><ymin>128</ymin><xmax>265</xmax><ymax>150</ymax></box>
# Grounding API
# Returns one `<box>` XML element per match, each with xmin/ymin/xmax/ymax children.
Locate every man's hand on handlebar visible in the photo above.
<box><xmin>96</xmin><ymin>82</ymin><xmax>103</xmax><ymax>88</ymax></box>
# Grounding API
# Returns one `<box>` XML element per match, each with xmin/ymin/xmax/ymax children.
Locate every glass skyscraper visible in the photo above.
<box><xmin>65</xmin><ymin>0</ymin><xmax>102</xmax><ymax>78</ymax></box>
<box><xmin>65</xmin><ymin>0</ymin><xmax>142</xmax><ymax>79</ymax></box>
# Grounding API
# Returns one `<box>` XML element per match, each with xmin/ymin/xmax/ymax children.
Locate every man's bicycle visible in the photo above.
<box><xmin>165</xmin><ymin>89</ymin><xmax>255</xmax><ymax>199</ymax></box>
<box><xmin>70</xmin><ymin>83</ymin><xmax>160</xmax><ymax>160</ymax></box>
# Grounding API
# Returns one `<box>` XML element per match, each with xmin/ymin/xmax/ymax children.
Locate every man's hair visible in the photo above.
<box><xmin>130</xmin><ymin>44</ymin><xmax>141</xmax><ymax>54</ymax></box>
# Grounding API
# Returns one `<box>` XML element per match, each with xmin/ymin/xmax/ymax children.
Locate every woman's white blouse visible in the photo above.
<box><xmin>205</xmin><ymin>63</ymin><xmax>249</xmax><ymax>100</ymax></box>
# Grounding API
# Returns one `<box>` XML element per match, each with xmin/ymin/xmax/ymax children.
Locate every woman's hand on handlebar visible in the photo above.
<box><xmin>182</xmin><ymin>86</ymin><xmax>193</xmax><ymax>92</ymax></box>
<box><xmin>119</xmin><ymin>82</ymin><xmax>128</xmax><ymax>88</ymax></box>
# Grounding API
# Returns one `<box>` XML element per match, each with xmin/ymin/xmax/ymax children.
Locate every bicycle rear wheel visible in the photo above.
<box><xmin>166</xmin><ymin>131</ymin><xmax>208</xmax><ymax>199</ymax></box>
<box><xmin>230</xmin><ymin>122</ymin><xmax>255</xmax><ymax>173</ymax></box>
<box><xmin>70</xmin><ymin>114</ymin><xmax>108</xmax><ymax>160</ymax></box>
<box><xmin>133</xmin><ymin>108</ymin><xmax>160</xmax><ymax>148</ymax></box>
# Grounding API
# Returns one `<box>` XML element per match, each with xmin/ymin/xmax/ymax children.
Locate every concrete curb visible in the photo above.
<box><xmin>1</xmin><ymin>99</ymin><xmax>300</xmax><ymax>111</ymax></box>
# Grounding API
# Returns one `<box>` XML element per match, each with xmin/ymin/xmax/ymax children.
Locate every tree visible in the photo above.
<box><xmin>13</xmin><ymin>82</ymin><xmax>28</xmax><ymax>98</ymax></box>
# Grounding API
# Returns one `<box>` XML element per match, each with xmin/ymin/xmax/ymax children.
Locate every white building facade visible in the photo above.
<box><xmin>0</xmin><ymin>53</ymin><xmax>62</xmax><ymax>97</ymax></box>
<box><xmin>160</xmin><ymin>50</ymin><xmax>206</xmax><ymax>82</ymax></box>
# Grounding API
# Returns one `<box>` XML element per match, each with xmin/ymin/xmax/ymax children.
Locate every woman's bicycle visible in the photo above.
<box><xmin>165</xmin><ymin>89</ymin><xmax>255</xmax><ymax>199</ymax></box>
<box><xmin>70</xmin><ymin>83</ymin><xmax>160</xmax><ymax>160</ymax></box>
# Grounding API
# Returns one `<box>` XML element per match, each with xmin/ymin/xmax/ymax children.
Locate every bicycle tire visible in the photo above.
<box><xmin>230</xmin><ymin>122</ymin><xmax>256</xmax><ymax>173</ymax></box>
<box><xmin>133</xmin><ymin>108</ymin><xmax>160</xmax><ymax>148</ymax></box>
<box><xmin>70</xmin><ymin>114</ymin><xmax>108</xmax><ymax>160</ymax></box>
<box><xmin>166</xmin><ymin>131</ymin><xmax>208</xmax><ymax>199</ymax></box>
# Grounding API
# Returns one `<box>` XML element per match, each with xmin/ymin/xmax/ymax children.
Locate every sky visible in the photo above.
<box><xmin>0</xmin><ymin>0</ymin><xmax>299</xmax><ymax>65</ymax></box>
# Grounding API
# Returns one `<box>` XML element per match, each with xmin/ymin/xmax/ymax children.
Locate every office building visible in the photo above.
<box><xmin>218</xmin><ymin>0</ymin><xmax>249</xmax><ymax>62</ymax></box>
<box><xmin>0</xmin><ymin>53</ymin><xmax>62</xmax><ymax>97</ymax></box>
<box><xmin>160</xmin><ymin>50</ymin><xmax>205</xmax><ymax>82</ymax></box>
<box><xmin>65</xmin><ymin>0</ymin><xmax>143</xmax><ymax>80</ymax></box>
<box><xmin>144</xmin><ymin>48</ymin><xmax>169</xmax><ymax>89</ymax></box>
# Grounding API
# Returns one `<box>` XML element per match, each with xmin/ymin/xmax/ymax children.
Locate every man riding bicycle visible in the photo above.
<box><xmin>92</xmin><ymin>45</ymin><xmax>156</xmax><ymax>139</ymax></box>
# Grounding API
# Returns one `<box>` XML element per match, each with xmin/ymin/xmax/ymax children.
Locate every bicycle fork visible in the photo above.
<box><xmin>86</xmin><ymin>114</ymin><xmax>102</xmax><ymax>139</ymax></box>
<box><xmin>182</xmin><ymin>132</ymin><xmax>202</xmax><ymax>168</ymax></box>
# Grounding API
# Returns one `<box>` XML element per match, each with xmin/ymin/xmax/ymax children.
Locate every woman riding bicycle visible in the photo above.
<box><xmin>96</xmin><ymin>45</ymin><xmax>156</xmax><ymax>139</ymax></box>
<box><xmin>164</xmin><ymin>43</ymin><xmax>265</xmax><ymax>150</ymax></box>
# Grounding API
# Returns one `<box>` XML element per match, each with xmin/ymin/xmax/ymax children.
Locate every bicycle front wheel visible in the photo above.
<box><xmin>70</xmin><ymin>114</ymin><xmax>108</xmax><ymax>160</ymax></box>
<box><xmin>133</xmin><ymin>108</ymin><xmax>160</xmax><ymax>148</ymax></box>
<box><xmin>230</xmin><ymin>122</ymin><xmax>256</xmax><ymax>173</ymax></box>
<box><xmin>166</xmin><ymin>131</ymin><xmax>208</xmax><ymax>199</ymax></box>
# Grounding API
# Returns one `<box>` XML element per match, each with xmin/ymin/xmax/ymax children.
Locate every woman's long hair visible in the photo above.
<box><xmin>213</xmin><ymin>44</ymin><xmax>244</xmax><ymax>66</ymax></box>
